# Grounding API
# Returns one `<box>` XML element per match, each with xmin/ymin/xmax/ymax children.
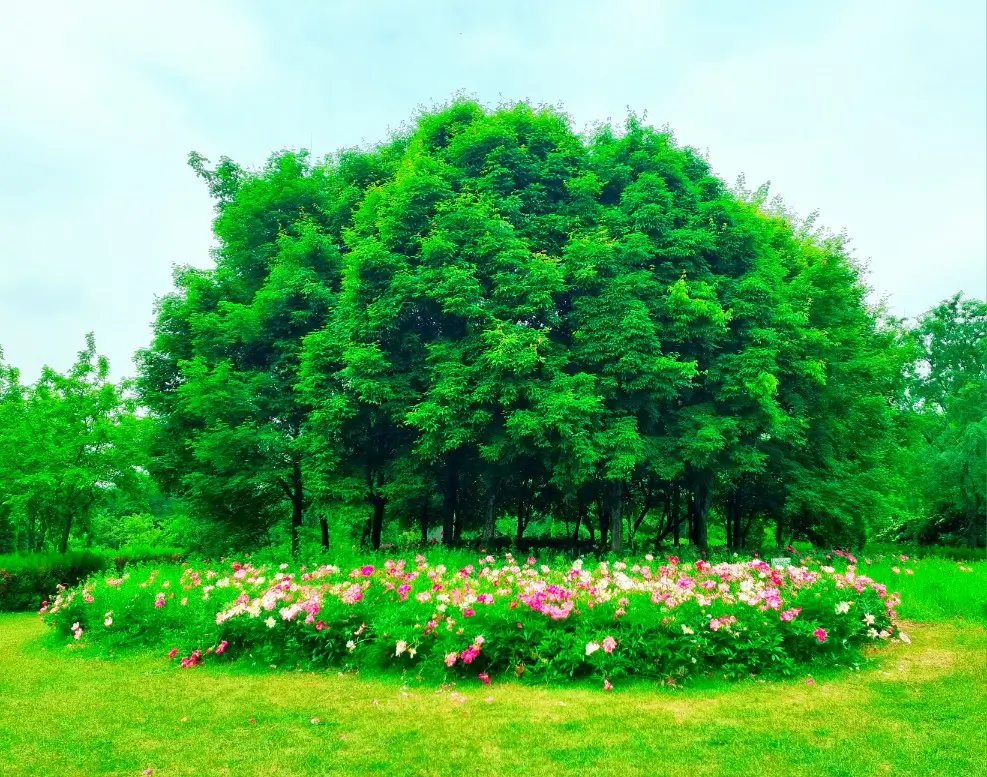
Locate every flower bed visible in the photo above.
<box><xmin>41</xmin><ymin>553</ymin><xmax>905</xmax><ymax>688</ymax></box>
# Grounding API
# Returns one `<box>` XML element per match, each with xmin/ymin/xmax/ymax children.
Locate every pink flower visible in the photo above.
<box><xmin>780</xmin><ymin>607</ymin><xmax>802</xmax><ymax>622</ymax></box>
<box><xmin>215</xmin><ymin>640</ymin><xmax>228</xmax><ymax>655</ymax></box>
<box><xmin>478</xmin><ymin>673</ymin><xmax>490</xmax><ymax>685</ymax></box>
<box><xmin>602</xmin><ymin>636</ymin><xmax>617</xmax><ymax>654</ymax></box>
<box><xmin>462</xmin><ymin>607</ymin><xmax>476</xmax><ymax>618</ymax></box>
<box><xmin>154</xmin><ymin>593</ymin><xmax>166</xmax><ymax>608</ymax></box>
<box><xmin>813</xmin><ymin>628</ymin><xmax>827</xmax><ymax>643</ymax></box>
<box><xmin>167</xmin><ymin>648</ymin><xmax>178</xmax><ymax>659</ymax></box>
<box><xmin>444</xmin><ymin>652</ymin><xmax>458</xmax><ymax>667</ymax></box>
<box><xmin>805</xmin><ymin>678</ymin><xmax>816</xmax><ymax>685</ymax></box>
<box><xmin>603</xmin><ymin>678</ymin><xmax>613</xmax><ymax>691</ymax></box>
<box><xmin>360</xmin><ymin>565</ymin><xmax>375</xmax><ymax>577</ymax></box>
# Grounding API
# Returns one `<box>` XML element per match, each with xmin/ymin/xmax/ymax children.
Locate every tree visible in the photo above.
<box><xmin>0</xmin><ymin>335</ymin><xmax>143</xmax><ymax>552</ymax></box>
<box><xmin>902</xmin><ymin>295</ymin><xmax>987</xmax><ymax>546</ymax></box>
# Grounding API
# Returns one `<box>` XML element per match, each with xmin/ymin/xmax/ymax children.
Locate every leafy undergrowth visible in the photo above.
<box><xmin>41</xmin><ymin>553</ymin><xmax>904</xmax><ymax>685</ymax></box>
<box><xmin>1</xmin><ymin>614</ymin><xmax>984</xmax><ymax>777</ymax></box>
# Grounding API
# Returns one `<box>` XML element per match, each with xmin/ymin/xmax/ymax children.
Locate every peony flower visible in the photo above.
<box><xmin>602</xmin><ymin>636</ymin><xmax>617</xmax><ymax>654</ymax></box>
<box><xmin>585</xmin><ymin>641</ymin><xmax>600</xmax><ymax>656</ymax></box>
<box><xmin>444</xmin><ymin>652</ymin><xmax>458</xmax><ymax>667</ymax></box>
<box><xmin>168</xmin><ymin>648</ymin><xmax>178</xmax><ymax>659</ymax></box>
<box><xmin>395</xmin><ymin>640</ymin><xmax>407</xmax><ymax>656</ymax></box>
<box><xmin>813</xmin><ymin>628</ymin><xmax>827</xmax><ymax>643</ymax></box>
<box><xmin>346</xmin><ymin>640</ymin><xmax>356</xmax><ymax>652</ymax></box>
<box><xmin>681</xmin><ymin>624</ymin><xmax>694</xmax><ymax>635</ymax></box>
<box><xmin>835</xmin><ymin>601</ymin><xmax>851</xmax><ymax>615</ymax></box>
<box><xmin>215</xmin><ymin>640</ymin><xmax>228</xmax><ymax>655</ymax></box>
<box><xmin>898</xmin><ymin>631</ymin><xmax>911</xmax><ymax>645</ymax></box>
<box><xmin>360</xmin><ymin>565</ymin><xmax>375</xmax><ymax>577</ymax></box>
<box><xmin>863</xmin><ymin>613</ymin><xmax>875</xmax><ymax>625</ymax></box>
<box><xmin>265</xmin><ymin>617</ymin><xmax>276</xmax><ymax>629</ymax></box>
<box><xmin>478</xmin><ymin>672</ymin><xmax>490</xmax><ymax>685</ymax></box>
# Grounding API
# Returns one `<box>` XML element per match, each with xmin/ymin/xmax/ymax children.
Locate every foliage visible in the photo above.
<box><xmin>138</xmin><ymin>100</ymin><xmax>912</xmax><ymax>554</ymax></box>
<box><xmin>0</xmin><ymin>336</ymin><xmax>154</xmax><ymax>554</ymax></box>
<box><xmin>893</xmin><ymin>294</ymin><xmax>987</xmax><ymax>546</ymax></box>
<box><xmin>43</xmin><ymin>552</ymin><xmax>901</xmax><ymax>684</ymax></box>
<box><xmin>0</xmin><ymin>547</ymin><xmax>183</xmax><ymax>612</ymax></box>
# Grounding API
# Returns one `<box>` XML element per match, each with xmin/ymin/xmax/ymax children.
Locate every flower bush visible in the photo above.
<box><xmin>41</xmin><ymin>553</ymin><xmax>905</xmax><ymax>687</ymax></box>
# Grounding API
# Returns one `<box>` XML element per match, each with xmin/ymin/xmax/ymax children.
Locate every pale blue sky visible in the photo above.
<box><xmin>1</xmin><ymin>0</ymin><xmax>984</xmax><ymax>379</ymax></box>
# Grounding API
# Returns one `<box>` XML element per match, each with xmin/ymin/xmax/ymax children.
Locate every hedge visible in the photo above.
<box><xmin>0</xmin><ymin>547</ymin><xmax>184</xmax><ymax>612</ymax></box>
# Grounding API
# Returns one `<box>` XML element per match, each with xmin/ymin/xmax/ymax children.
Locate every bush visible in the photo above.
<box><xmin>42</xmin><ymin>552</ymin><xmax>904</xmax><ymax>687</ymax></box>
<box><xmin>0</xmin><ymin>547</ymin><xmax>184</xmax><ymax>612</ymax></box>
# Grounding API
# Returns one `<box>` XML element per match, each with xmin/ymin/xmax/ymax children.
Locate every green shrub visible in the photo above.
<box><xmin>0</xmin><ymin>547</ymin><xmax>184</xmax><ymax>612</ymax></box>
<box><xmin>43</xmin><ymin>552</ymin><xmax>902</xmax><ymax>685</ymax></box>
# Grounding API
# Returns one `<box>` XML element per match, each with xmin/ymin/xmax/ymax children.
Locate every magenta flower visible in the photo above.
<box><xmin>360</xmin><ymin>565</ymin><xmax>375</xmax><ymax>577</ymax></box>
<box><xmin>478</xmin><ymin>673</ymin><xmax>490</xmax><ymax>685</ymax></box>
<box><xmin>215</xmin><ymin>640</ymin><xmax>228</xmax><ymax>655</ymax></box>
<box><xmin>167</xmin><ymin>648</ymin><xmax>178</xmax><ymax>659</ymax></box>
<box><xmin>813</xmin><ymin>628</ymin><xmax>828</xmax><ymax>643</ymax></box>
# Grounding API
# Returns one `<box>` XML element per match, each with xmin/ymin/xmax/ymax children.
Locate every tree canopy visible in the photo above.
<box><xmin>132</xmin><ymin>100</ymin><xmax>927</xmax><ymax>554</ymax></box>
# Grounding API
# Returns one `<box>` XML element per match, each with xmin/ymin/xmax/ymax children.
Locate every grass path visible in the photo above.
<box><xmin>1</xmin><ymin>614</ymin><xmax>985</xmax><ymax>777</ymax></box>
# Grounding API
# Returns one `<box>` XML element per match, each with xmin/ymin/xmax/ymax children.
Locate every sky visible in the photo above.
<box><xmin>1</xmin><ymin>0</ymin><xmax>985</xmax><ymax>380</ymax></box>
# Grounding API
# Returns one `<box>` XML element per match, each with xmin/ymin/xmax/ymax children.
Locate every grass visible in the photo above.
<box><xmin>3</xmin><ymin>552</ymin><xmax>985</xmax><ymax>776</ymax></box>
<box><xmin>1</xmin><ymin>613</ymin><xmax>985</xmax><ymax>776</ymax></box>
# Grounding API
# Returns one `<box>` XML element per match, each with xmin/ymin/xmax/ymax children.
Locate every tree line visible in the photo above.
<box><xmin>1</xmin><ymin>101</ymin><xmax>984</xmax><ymax>554</ymax></box>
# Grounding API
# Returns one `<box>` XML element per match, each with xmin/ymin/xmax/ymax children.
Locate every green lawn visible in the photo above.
<box><xmin>1</xmin><ymin>614</ymin><xmax>985</xmax><ymax>777</ymax></box>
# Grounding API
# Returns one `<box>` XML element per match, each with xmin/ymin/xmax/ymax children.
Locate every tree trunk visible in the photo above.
<box><xmin>442</xmin><ymin>457</ymin><xmax>458</xmax><ymax>547</ymax></box>
<box><xmin>693</xmin><ymin>477</ymin><xmax>712</xmax><ymax>551</ymax></box>
<box><xmin>482</xmin><ymin>485</ymin><xmax>497</xmax><ymax>544</ymax></box>
<box><xmin>515</xmin><ymin>497</ymin><xmax>528</xmax><ymax>544</ymax></box>
<box><xmin>672</xmin><ymin>487</ymin><xmax>681</xmax><ymax>547</ymax></box>
<box><xmin>370</xmin><ymin>496</ymin><xmax>385</xmax><ymax>550</ymax></box>
<box><xmin>59</xmin><ymin>512</ymin><xmax>73</xmax><ymax>554</ymax></box>
<box><xmin>420</xmin><ymin>501</ymin><xmax>430</xmax><ymax>544</ymax></box>
<box><xmin>687</xmin><ymin>490</ymin><xmax>696</xmax><ymax>545</ymax></box>
<box><xmin>319</xmin><ymin>515</ymin><xmax>330</xmax><ymax>549</ymax></box>
<box><xmin>775</xmin><ymin>514</ymin><xmax>784</xmax><ymax>549</ymax></box>
<box><xmin>290</xmin><ymin>460</ymin><xmax>304</xmax><ymax>557</ymax></box>
<box><xmin>573</xmin><ymin>503</ymin><xmax>585</xmax><ymax>543</ymax></box>
<box><xmin>608</xmin><ymin>481</ymin><xmax>625</xmax><ymax>554</ymax></box>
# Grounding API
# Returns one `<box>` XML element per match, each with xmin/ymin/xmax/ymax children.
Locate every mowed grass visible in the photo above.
<box><xmin>1</xmin><ymin>613</ymin><xmax>985</xmax><ymax>777</ymax></box>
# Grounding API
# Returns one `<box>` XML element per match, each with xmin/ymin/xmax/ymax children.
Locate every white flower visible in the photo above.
<box><xmin>585</xmin><ymin>641</ymin><xmax>601</xmax><ymax>656</ymax></box>
<box><xmin>867</xmin><ymin>628</ymin><xmax>880</xmax><ymax>638</ymax></box>
<box><xmin>346</xmin><ymin>640</ymin><xmax>356</xmax><ymax>651</ymax></box>
<box><xmin>898</xmin><ymin>632</ymin><xmax>911</xmax><ymax>644</ymax></box>
<box><xmin>395</xmin><ymin>640</ymin><xmax>408</xmax><ymax>656</ymax></box>
<box><xmin>863</xmin><ymin>613</ymin><xmax>875</xmax><ymax>625</ymax></box>
<box><xmin>408</xmin><ymin>647</ymin><xmax>417</xmax><ymax>658</ymax></box>
<box><xmin>215</xmin><ymin>577</ymin><xmax>230</xmax><ymax>588</ymax></box>
<box><xmin>878</xmin><ymin>629</ymin><xmax>890</xmax><ymax>639</ymax></box>
<box><xmin>265</xmin><ymin>616</ymin><xmax>276</xmax><ymax>628</ymax></box>
<box><xmin>104</xmin><ymin>617</ymin><xmax>113</xmax><ymax>627</ymax></box>
<box><xmin>681</xmin><ymin>624</ymin><xmax>694</xmax><ymax>635</ymax></box>
<box><xmin>437</xmin><ymin>604</ymin><xmax>447</xmax><ymax>613</ymax></box>
<box><xmin>835</xmin><ymin>601</ymin><xmax>851</xmax><ymax>615</ymax></box>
